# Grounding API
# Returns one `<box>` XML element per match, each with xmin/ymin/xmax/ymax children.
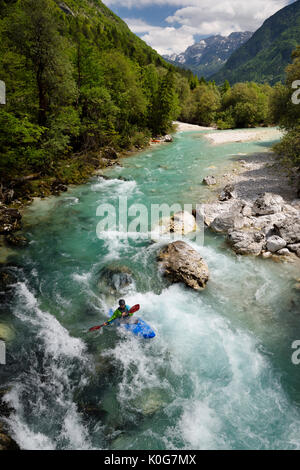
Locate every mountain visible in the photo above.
<box><xmin>164</xmin><ymin>32</ymin><xmax>253</xmax><ymax>78</ymax></box>
<box><xmin>212</xmin><ymin>0</ymin><xmax>300</xmax><ymax>85</ymax></box>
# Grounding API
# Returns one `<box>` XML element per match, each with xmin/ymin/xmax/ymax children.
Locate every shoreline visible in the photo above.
<box><xmin>1</xmin><ymin>124</ymin><xmax>299</xmax><ymax>265</ymax></box>
<box><xmin>203</xmin><ymin>127</ymin><xmax>284</xmax><ymax>145</ymax></box>
<box><xmin>201</xmin><ymin>150</ymin><xmax>300</xmax><ymax>262</ymax></box>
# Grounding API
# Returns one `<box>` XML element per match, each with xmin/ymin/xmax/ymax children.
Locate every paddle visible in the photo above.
<box><xmin>88</xmin><ymin>304</ymin><xmax>140</xmax><ymax>332</ymax></box>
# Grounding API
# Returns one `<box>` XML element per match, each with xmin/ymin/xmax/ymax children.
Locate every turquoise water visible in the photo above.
<box><xmin>1</xmin><ymin>129</ymin><xmax>300</xmax><ymax>450</ymax></box>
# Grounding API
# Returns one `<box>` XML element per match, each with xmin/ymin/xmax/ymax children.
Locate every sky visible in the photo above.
<box><xmin>102</xmin><ymin>0</ymin><xmax>297</xmax><ymax>56</ymax></box>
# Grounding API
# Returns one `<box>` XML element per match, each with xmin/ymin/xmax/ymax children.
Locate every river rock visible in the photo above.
<box><xmin>0</xmin><ymin>204</ymin><xmax>22</xmax><ymax>234</ymax></box>
<box><xmin>252</xmin><ymin>212</ymin><xmax>286</xmax><ymax>236</ymax></box>
<box><xmin>102</xmin><ymin>147</ymin><xmax>118</xmax><ymax>160</ymax></box>
<box><xmin>252</xmin><ymin>193</ymin><xmax>284</xmax><ymax>216</ymax></box>
<box><xmin>157</xmin><ymin>241</ymin><xmax>209</xmax><ymax>290</ymax></box>
<box><xmin>152</xmin><ymin>211</ymin><xmax>196</xmax><ymax>240</ymax></box>
<box><xmin>276</xmin><ymin>248</ymin><xmax>291</xmax><ymax>256</ymax></box>
<box><xmin>210</xmin><ymin>213</ymin><xmax>246</xmax><ymax>234</ymax></box>
<box><xmin>202</xmin><ymin>200</ymin><xmax>243</xmax><ymax>226</ymax></box>
<box><xmin>287</xmin><ymin>244</ymin><xmax>300</xmax><ymax>258</ymax></box>
<box><xmin>266</xmin><ymin>235</ymin><xmax>287</xmax><ymax>253</ymax></box>
<box><xmin>0</xmin><ymin>423</ymin><xmax>19</xmax><ymax>451</ymax></box>
<box><xmin>98</xmin><ymin>264</ymin><xmax>133</xmax><ymax>295</ymax></box>
<box><xmin>203</xmin><ymin>176</ymin><xmax>217</xmax><ymax>186</ymax></box>
<box><xmin>0</xmin><ymin>324</ymin><xmax>15</xmax><ymax>342</ymax></box>
<box><xmin>274</xmin><ymin>216</ymin><xmax>300</xmax><ymax>244</ymax></box>
<box><xmin>227</xmin><ymin>230</ymin><xmax>265</xmax><ymax>256</ymax></box>
<box><xmin>5</xmin><ymin>233</ymin><xmax>28</xmax><ymax>247</ymax></box>
<box><xmin>219</xmin><ymin>185</ymin><xmax>237</xmax><ymax>201</ymax></box>
<box><xmin>163</xmin><ymin>135</ymin><xmax>173</xmax><ymax>143</ymax></box>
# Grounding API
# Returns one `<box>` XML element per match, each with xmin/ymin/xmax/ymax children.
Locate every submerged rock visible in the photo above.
<box><xmin>157</xmin><ymin>241</ymin><xmax>209</xmax><ymax>290</ymax></box>
<box><xmin>98</xmin><ymin>264</ymin><xmax>134</xmax><ymax>295</ymax></box>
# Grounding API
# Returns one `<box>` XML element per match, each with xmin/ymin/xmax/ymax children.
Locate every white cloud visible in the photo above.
<box><xmin>125</xmin><ymin>18</ymin><xmax>195</xmax><ymax>55</ymax></box>
<box><xmin>104</xmin><ymin>0</ymin><xmax>292</xmax><ymax>54</ymax></box>
<box><xmin>166</xmin><ymin>1</ymin><xmax>289</xmax><ymax>36</ymax></box>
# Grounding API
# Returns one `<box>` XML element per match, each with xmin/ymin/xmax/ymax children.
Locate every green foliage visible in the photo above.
<box><xmin>213</xmin><ymin>1</ymin><xmax>300</xmax><ymax>85</ymax></box>
<box><xmin>273</xmin><ymin>126</ymin><xmax>300</xmax><ymax>169</ymax></box>
<box><xmin>0</xmin><ymin>0</ymin><xmax>190</xmax><ymax>182</ymax></box>
<box><xmin>272</xmin><ymin>47</ymin><xmax>300</xmax><ymax>170</ymax></box>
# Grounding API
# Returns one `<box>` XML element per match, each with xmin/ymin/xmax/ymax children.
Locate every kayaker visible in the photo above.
<box><xmin>104</xmin><ymin>299</ymin><xmax>136</xmax><ymax>326</ymax></box>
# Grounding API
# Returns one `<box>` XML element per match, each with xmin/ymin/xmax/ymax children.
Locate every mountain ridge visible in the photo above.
<box><xmin>164</xmin><ymin>32</ymin><xmax>253</xmax><ymax>78</ymax></box>
<box><xmin>212</xmin><ymin>0</ymin><xmax>300</xmax><ymax>84</ymax></box>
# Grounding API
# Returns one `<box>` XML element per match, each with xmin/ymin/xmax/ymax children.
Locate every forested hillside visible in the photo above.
<box><xmin>212</xmin><ymin>0</ymin><xmax>300</xmax><ymax>85</ymax></box>
<box><xmin>0</xmin><ymin>0</ymin><xmax>196</xmax><ymax>191</ymax></box>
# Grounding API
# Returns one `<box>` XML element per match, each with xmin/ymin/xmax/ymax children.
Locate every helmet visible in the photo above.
<box><xmin>119</xmin><ymin>299</ymin><xmax>126</xmax><ymax>307</ymax></box>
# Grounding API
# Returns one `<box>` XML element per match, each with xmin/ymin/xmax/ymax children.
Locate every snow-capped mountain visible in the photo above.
<box><xmin>164</xmin><ymin>32</ymin><xmax>253</xmax><ymax>78</ymax></box>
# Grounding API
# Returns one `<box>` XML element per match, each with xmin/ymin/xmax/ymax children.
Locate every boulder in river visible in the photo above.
<box><xmin>227</xmin><ymin>230</ymin><xmax>265</xmax><ymax>256</ymax></box>
<box><xmin>98</xmin><ymin>264</ymin><xmax>134</xmax><ymax>295</ymax></box>
<box><xmin>0</xmin><ymin>204</ymin><xmax>22</xmax><ymax>234</ymax></box>
<box><xmin>153</xmin><ymin>211</ymin><xmax>196</xmax><ymax>240</ymax></box>
<box><xmin>252</xmin><ymin>193</ymin><xmax>284</xmax><ymax>216</ymax></box>
<box><xmin>163</xmin><ymin>135</ymin><xmax>173</xmax><ymax>143</ymax></box>
<box><xmin>266</xmin><ymin>235</ymin><xmax>287</xmax><ymax>253</ymax></box>
<box><xmin>157</xmin><ymin>241</ymin><xmax>209</xmax><ymax>290</ymax></box>
<box><xmin>210</xmin><ymin>212</ymin><xmax>246</xmax><ymax>234</ymax></box>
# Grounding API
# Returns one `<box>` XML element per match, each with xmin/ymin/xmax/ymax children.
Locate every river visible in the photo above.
<box><xmin>1</xmin><ymin>129</ymin><xmax>300</xmax><ymax>450</ymax></box>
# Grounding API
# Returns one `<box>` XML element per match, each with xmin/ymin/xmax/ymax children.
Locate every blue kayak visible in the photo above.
<box><xmin>108</xmin><ymin>309</ymin><xmax>156</xmax><ymax>339</ymax></box>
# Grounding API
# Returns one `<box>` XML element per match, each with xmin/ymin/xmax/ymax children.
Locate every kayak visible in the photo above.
<box><xmin>108</xmin><ymin>309</ymin><xmax>156</xmax><ymax>339</ymax></box>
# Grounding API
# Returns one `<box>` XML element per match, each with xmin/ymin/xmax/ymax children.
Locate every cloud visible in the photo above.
<box><xmin>125</xmin><ymin>18</ymin><xmax>195</xmax><ymax>55</ymax></box>
<box><xmin>166</xmin><ymin>0</ymin><xmax>289</xmax><ymax>36</ymax></box>
<box><xmin>104</xmin><ymin>0</ymin><xmax>292</xmax><ymax>54</ymax></box>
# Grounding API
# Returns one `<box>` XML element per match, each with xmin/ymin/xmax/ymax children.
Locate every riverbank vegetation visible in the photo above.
<box><xmin>0</xmin><ymin>0</ymin><xmax>299</xmax><ymax>198</ymax></box>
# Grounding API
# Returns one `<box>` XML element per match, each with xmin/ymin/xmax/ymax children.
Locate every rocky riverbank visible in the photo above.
<box><xmin>201</xmin><ymin>151</ymin><xmax>300</xmax><ymax>261</ymax></box>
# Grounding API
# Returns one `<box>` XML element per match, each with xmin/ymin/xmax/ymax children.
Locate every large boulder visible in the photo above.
<box><xmin>266</xmin><ymin>235</ymin><xmax>287</xmax><ymax>253</ymax></box>
<box><xmin>252</xmin><ymin>193</ymin><xmax>284</xmax><ymax>216</ymax></box>
<box><xmin>0</xmin><ymin>204</ymin><xmax>22</xmax><ymax>234</ymax></box>
<box><xmin>157</xmin><ymin>241</ymin><xmax>209</xmax><ymax>290</ymax></box>
<box><xmin>227</xmin><ymin>230</ymin><xmax>265</xmax><ymax>256</ymax></box>
<box><xmin>274</xmin><ymin>216</ymin><xmax>300</xmax><ymax>244</ymax></box>
<box><xmin>202</xmin><ymin>200</ymin><xmax>244</xmax><ymax>226</ymax></box>
<box><xmin>210</xmin><ymin>213</ymin><xmax>246</xmax><ymax>234</ymax></box>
